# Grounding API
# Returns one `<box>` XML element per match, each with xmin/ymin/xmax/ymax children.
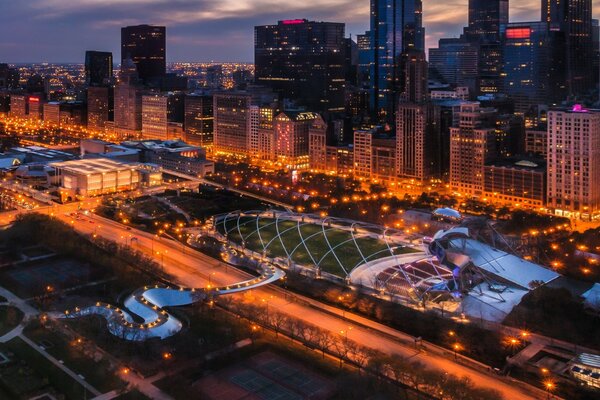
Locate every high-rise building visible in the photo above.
<box><xmin>85</xmin><ymin>51</ymin><xmax>113</xmax><ymax>87</ymax></box>
<box><xmin>449</xmin><ymin>102</ymin><xmax>496</xmax><ymax>197</ymax></box>
<box><xmin>309</xmin><ymin>117</ymin><xmax>329</xmax><ymax>172</ymax></box>
<box><xmin>184</xmin><ymin>94</ymin><xmax>213</xmax><ymax>147</ymax></box>
<box><xmin>396</xmin><ymin>103</ymin><xmax>440</xmax><ymax>180</ymax></box>
<box><xmin>114</xmin><ymin>84</ymin><xmax>142</xmax><ymax>139</ymax></box>
<box><xmin>254</xmin><ymin>19</ymin><xmax>345</xmax><ymax>113</ymax></box>
<box><xmin>357</xmin><ymin>32</ymin><xmax>372</xmax><ymax>89</ymax></box>
<box><xmin>429</xmin><ymin>39</ymin><xmax>478</xmax><ymax>92</ymax></box>
<box><xmin>213</xmin><ymin>93</ymin><xmax>253</xmax><ymax>156</ymax></box>
<box><xmin>547</xmin><ymin>106</ymin><xmax>600</xmax><ymax>220</ymax></box>
<box><xmin>399</xmin><ymin>50</ymin><xmax>428</xmax><ymax>104</ymax></box>
<box><xmin>484</xmin><ymin>158</ymin><xmax>546</xmax><ymax>208</ymax></box>
<box><xmin>44</xmin><ymin>102</ymin><xmax>61</xmax><ymax>126</ymax></box>
<box><xmin>369</xmin><ymin>0</ymin><xmax>425</xmax><ymax>119</ymax></box>
<box><xmin>465</xmin><ymin>0</ymin><xmax>508</xmax><ymax>95</ymax></box>
<box><xmin>273</xmin><ymin>111</ymin><xmax>320</xmax><ymax>170</ymax></box>
<box><xmin>121</xmin><ymin>25</ymin><xmax>166</xmax><ymax>83</ymax></box>
<box><xmin>354</xmin><ymin>130</ymin><xmax>397</xmax><ymax>185</ymax></box>
<box><xmin>0</xmin><ymin>64</ymin><xmax>19</xmax><ymax>89</ymax></box>
<box><xmin>142</xmin><ymin>94</ymin><xmax>168</xmax><ymax>140</ymax></box>
<box><xmin>114</xmin><ymin>58</ymin><xmax>142</xmax><ymax>139</ymax></box>
<box><xmin>542</xmin><ymin>0</ymin><xmax>594</xmax><ymax>97</ymax></box>
<box><xmin>28</xmin><ymin>96</ymin><xmax>44</xmax><ymax>121</ymax></box>
<box><xmin>501</xmin><ymin>22</ymin><xmax>553</xmax><ymax>113</ymax></box>
<box><xmin>87</xmin><ymin>86</ymin><xmax>114</xmax><ymax>132</ymax></box>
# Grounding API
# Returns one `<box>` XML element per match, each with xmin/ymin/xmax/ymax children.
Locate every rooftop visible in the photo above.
<box><xmin>50</xmin><ymin>158</ymin><xmax>136</xmax><ymax>175</ymax></box>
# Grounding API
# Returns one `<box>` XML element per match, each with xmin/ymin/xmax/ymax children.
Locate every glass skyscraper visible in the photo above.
<box><xmin>369</xmin><ymin>0</ymin><xmax>425</xmax><ymax>120</ymax></box>
<box><xmin>121</xmin><ymin>25</ymin><xmax>166</xmax><ymax>84</ymax></box>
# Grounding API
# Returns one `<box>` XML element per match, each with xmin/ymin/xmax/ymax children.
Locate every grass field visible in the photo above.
<box><xmin>218</xmin><ymin>216</ymin><xmax>416</xmax><ymax>277</ymax></box>
<box><xmin>0</xmin><ymin>306</ymin><xmax>23</xmax><ymax>337</ymax></box>
<box><xmin>2</xmin><ymin>337</ymin><xmax>95</xmax><ymax>400</ymax></box>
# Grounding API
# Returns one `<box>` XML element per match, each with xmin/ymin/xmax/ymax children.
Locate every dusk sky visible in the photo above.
<box><xmin>1</xmin><ymin>0</ymin><xmax>599</xmax><ymax>63</ymax></box>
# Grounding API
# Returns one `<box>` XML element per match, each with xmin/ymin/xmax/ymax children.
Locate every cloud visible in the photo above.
<box><xmin>0</xmin><ymin>0</ymin><xmax>598</xmax><ymax>62</ymax></box>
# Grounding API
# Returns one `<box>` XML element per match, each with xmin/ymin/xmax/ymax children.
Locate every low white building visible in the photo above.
<box><xmin>50</xmin><ymin>158</ymin><xmax>141</xmax><ymax>200</ymax></box>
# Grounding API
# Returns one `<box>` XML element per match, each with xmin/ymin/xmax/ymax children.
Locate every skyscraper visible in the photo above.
<box><xmin>542</xmin><ymin>0</ymin><xmax>594</xmax><ymax>97</ymax></box>
<box><xmin>429</xmin><ymin>39</ymin><xmax>478</xmax><ymax>92</ymax></box>
<box><xmin>254</xmin><ymin>19</ymin><xmax>346</xmax><ymax>113</ymax></box>
<box><xmin>396</xmin><ymin>103</ymin><xmax>440</xmax><ymax>180</ymax></box>
<box><xmin>85</xmin><ymin>51</ymin><xmax>113</xmax><ymax>87</ymax></box>
<box><xmin>87</xmin><ymin>86</ymin><xmax>114</xmax><ymax>132</ymax></box>
<box><xmin>465</xmin><ymin>0</ymin><xmax>508</xmax><ymax>95</ymax></box>
<box><xmin>449</xmin><ymin>103</ymin><xmax>497</xmax><ymax>197</ymax></box>
<box><xmin>501</xmin><ymin>22</ymin><xmax>552</xmax><ymax>113</ymax></box>
<box><xmin>547</xmin><ymin>106</ymin><xmax>600</xmax><ymax>220</ymax></box>
<box><xmin>121</xmin><ymin>25</ymin><xmax>166</xmax><ymax>83</ymax></box>
<box><xmin>369</xmin><ymin>0</ymin><xmax>425</xmax><ymax>119</ymax></box>
<box><xmin>184</xmin><ymin>94</ymin><xmax>214</xmax><ymax>147</ymax></box>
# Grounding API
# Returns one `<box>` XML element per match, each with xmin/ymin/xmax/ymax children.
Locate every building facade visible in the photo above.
<box><xmin>369</xmin><ymin>0</ymin><xmax>425</xmax><ymax>119</ymax></box>
<box><xmin>273</xmin><ymin>112</ymin><xmax>320</xmax><ymax>170</ymax></box>
<box><xmin>121</xmin><ymin>25</ymin><xmax>166</xmax><ymax>83</ymax></box>
<box><xmin>87</xmin><ymin>86</ymin><xmax>114</xmax><ymax>132</ymax></box>
<box><xmin>255</xmin><ymin>19</ymin><xmax>345</xmax><ymax>113</ymax></box>
<box><xmin>85</xmin><ymin>51</ymin><xmax>113</xmax><ymax>87</ymax></box>
<box><xmin>184</xmin><ymin>94</ymin><xmax>213</xmax><ymax>147</ymax></box>
<box><xmin>547</xmin><ymin>106</ymin><xmax>600</xmax><ymax>220</ymax></box>
<box><xmin>450</xmin><ymin>103</ymin><xmax>496</xmax><ymax>197</ymax></box>
<box><xmin>142</xmin><ymin>94</ymin><xmax>168</xmax><ymax>140</ymax></box>
<box><xmin>213</xmin><ymin>93</ymin><xmax>253</xmax><ymax>156</ymax></box>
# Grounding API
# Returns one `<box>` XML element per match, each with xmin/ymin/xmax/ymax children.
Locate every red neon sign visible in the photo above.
<box><xmin>29</xmin><ymin>97</ymin><xmax>40</xmax><ymax>102</ymax></box>
<box><xmin>282</xmin><ymin>19</ymin><xmax>305</xmax><ymax>25</ymax></box>
<box><xmin>506</xmin><ymin>28</ymin><xmax>531</xmax><ymax>39</ymax></box>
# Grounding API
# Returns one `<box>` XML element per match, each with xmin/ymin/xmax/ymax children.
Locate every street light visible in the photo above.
<box><xmin>544</xmin><ymin>380</ymin><xmax>555</xmax><ymax>399</ymax></box>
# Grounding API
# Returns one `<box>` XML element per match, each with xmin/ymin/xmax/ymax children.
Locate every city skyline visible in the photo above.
<box><xmin>3</xmin><ymin>0</ymin><xmax>600</xmax><ymax>63</ymax></box>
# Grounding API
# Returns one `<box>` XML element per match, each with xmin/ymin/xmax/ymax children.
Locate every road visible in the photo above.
<box><xmin>56</xmin><ymin>212</ymin><xmax>546</xmax><ymax>400</ymax></box>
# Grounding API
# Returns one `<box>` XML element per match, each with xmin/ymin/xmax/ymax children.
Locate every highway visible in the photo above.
<box><xmin>53</xmin><ymin>211</ymin><xmax>546</xmax><ymax>400</ymax></box>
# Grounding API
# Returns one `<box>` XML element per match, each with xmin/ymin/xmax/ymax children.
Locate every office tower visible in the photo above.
<box><xmin>309</xmin><ymin>117</ymin><xmax>328</xmax><ymax>172</ymax></box>
<box><xmin>121</xmin><ymin>25</ymin><xmax>166</xmax><ymax>83</ymax></box>
<box><xmin>429</xmin><ymin>39</ymin><xmax>478</xmax><ymax>92</ymax></box>
<box><xmin>343</xmin><ymin>37</ymin><xmax>358</xmax><ymax>85</ymax></box>
<box><xmin>273</xmin><ymin>112</ymin><xmax>320</xmax><ymax>170</ymax></box>
<box><xmin>87</xmin><ymin>86</ymin><xmax>114</xmax><ymax>132</ymax></box>
<box><xmin>142</xmin><ymin>94</ymin><xmax>168</xmax><ymax>140</ymax></box>
<box><xmin>256</xmin><ymin>106</ymin><xmax>276</xmax><ymax>161</ymax></box>
<box><xmin>354</xmin><ymin>130</ymin><xmax>397</xmax><ymax>185</ymax></box>
<box><xmin>484</xmin><ymin>158</ymin><xmax>546</xmax><ymax>208</ymax></box>
<box><xmin>28</xmin><ymin>96</ymin><xmax>43</xmax><ymax>121</ymax></box>
<box><xmin>449</xmin><ymin>102</ymin><xmax>496</xmax><ymax>197</ymax></box>
<box><xmin>44</xmin><ymin>102</ymin><xmax>61</xmax><ymax>126</ymax></box>
<box><xmin>85</xmin><ymin>51</ymin><xmax>113</xmax><ymax>87</ymax></box>
<box><xmin>547</xmin><ymin>106</ymin><xmax>600</xmax><ymax>220</ymax></box>
<box><xmin>114</xmin><ymin>84</ymin><xmax>142</xmax><ymax>138</ymax></box>
<box><xmin>184</xmin><ymin>94</ymin><xmax>213</xmax><ymax>147</ymax></box>
<box><xmin>357</xmin><ymin>32</ymin><xmax>372</xmax><ymax>88</ymax></box>
<box><xmin>542</xmin><ymin>0</ymin><xmax>593</xmax><ymax>97</ymax></box>
<box><xmin>369</xmin><ymin>0</ymin><xmax>425</xmax><ymax>119</ymax></box>
<box><xmin>10</xmin><ymin>94</ymin><xmax>29</xmax><ymax>118</ymax></box>
<box><xmin>399</xmin><ymin>50</ymin><xmax>428</xmax><ymax>103</ymax></box>
<box><xmin>501</xmin><ymin>23</ymin><xmax>553</xmax><ymax>113</ymax></box>
<box><xmin>396</xmin><ymin>103</ymin><xmax>440</xmax><ymax>180</ymax></box>
<box><xmin>0</xmin><ymin>64</ymin><xmax>19</xmax><ymax>89</ymax></box>
<box><xmin>464</xmin><ymin>0</ymin><xmax>508</xmax><ymax>95</ymax></box>
<box><xmin>255</xmin><ymin>19</ymin><xmax>345</xmax><ymax>113</ymax></box>
<box><xmin>213</xmin><ymin>93</ymin><xmax>253</xmax><ymax>156</ymax></box>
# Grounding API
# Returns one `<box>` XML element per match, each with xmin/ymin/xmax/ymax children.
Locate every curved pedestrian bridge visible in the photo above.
<box><xmin>54</xmin><ymin>265</ymin><xmax>285</xmax><ymax>341</ymax></box>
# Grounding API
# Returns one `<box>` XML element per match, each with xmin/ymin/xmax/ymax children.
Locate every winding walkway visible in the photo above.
<box><xmin>55</xmin><ymin>265</ymin><xmax>285</xmax><ymax>341</ymax></box>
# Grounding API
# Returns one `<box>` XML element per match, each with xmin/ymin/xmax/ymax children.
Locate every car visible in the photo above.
<box><xmin>126</xmin><ymin>227</ymin><xmax>132</xmax><ymax>231</ymax></box>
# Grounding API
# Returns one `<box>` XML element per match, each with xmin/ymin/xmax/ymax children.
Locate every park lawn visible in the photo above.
<box><xmin>0</xmin><ymin>306</ymin><xmax>23</xmax><ymax>336</ymax></box>
<box><xmin>220</xmin><ymin>216</ymin><xmax>418</xmax><ymax>277</ymax></box>
<box><xmin>23</xmin><ymin>325</ymin><xmax>125</xmax><ymax>393</ymax></box>
<box><xmin>3</xmin><ymin>337</ymin><xmax>95</xmax><ymax>400</ymax></box>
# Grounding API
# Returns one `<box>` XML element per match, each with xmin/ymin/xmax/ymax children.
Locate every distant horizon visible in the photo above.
<box><xmin>3</xmin><ymin>1</ymin><xmax>599</xmax><ymax>63</ymax></box>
